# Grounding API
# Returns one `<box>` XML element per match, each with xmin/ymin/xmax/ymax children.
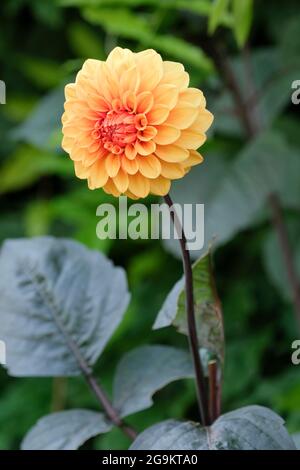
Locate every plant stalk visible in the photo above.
<box><xmin>164</xmin><ymin>194</ymin><xmax>209</xmax><ymax>426</ymax></box>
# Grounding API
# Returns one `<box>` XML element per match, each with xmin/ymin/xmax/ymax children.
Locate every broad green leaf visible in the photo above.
<box><xmin>168</xmin><ymin>132</ymin><xmax>300</xmax><ymax>259</ymax></box>
<box><xmin>151</xmin><ymin>35</ymin><xmax>212</xmax><ymax>72</ymax></box>
<box><xmin>0</xmin><ymin>237</ymin><xmax>130</xmax><ymax>376</ymax></box>
<box><xmin>113</xmin><ymin>345</ymin><xmax>195</xmax><ymax>417</ymax></box>
<box><xmin>60</xmin><ymin>0</ymin><xmax>232</xmax><ymax>27</ymax></box>
<box><xmin>68</xmin><ymin>21</ymin><xmax>105</xmax><ymax>59</ymax></box>
<box><xmin>211</xmin><ymin>49</ymin><xmax>300</xmax><ymax>136</ymax></box>
<box><xmin>293</xmin><ymin>433</ymin><xmax>300</xmax><ymax>450</ymax></box>
<box><xmin>0</xmin><ymin>145</ymin><xmax>71</xmax><ymax>195</ymax></box>
<box><xmin>83</xmin><ymin>8</ymin><xmax>152</xmax><ymax>42</ymax></box>
<box><xmin>208</xmin><ymin>0</ymin><xmax>230</xmax><ymax>34</ymax></box>
<box><xmin>262</xmin><ymin>220</ymin><xmax>300</xmax><ymax>303</ymax></box>
<box><xmin>13</xmin><ymin>86</ymin><xmax>65</xmax><ymax>150</ymax></box>
<box><xmin>18</xmin><ymin>57</ymin><xmax>66</xmax><ymax>90</ymax></box>
<box><xmin>130</xmin><ymin>405</ymin><xmax>296</xmax><ymax>450</ymax></box>
<box><xmin>232</xmin><ymin>0</ymin><xmax>253</xmax><ymax>47</ymax></box>
<box><xmin>24</xmin><ymin>200</ymin><xmax>53</xmax><ymax>237</ymax></box>
<box><xmin>21</xmin><ymin>410</ymin><xmax>112</xmax><ymax>450</ymax></box>
<box><xmin>153</xmin><ymin>252</ymin><xmax>224</xmax><ymax>364</ymax></box>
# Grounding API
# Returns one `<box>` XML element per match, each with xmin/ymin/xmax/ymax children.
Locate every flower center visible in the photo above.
<box><xmin>93</xmin><ymin>111</ymin><xmax>138</xmax><ymax>155</ymax></box>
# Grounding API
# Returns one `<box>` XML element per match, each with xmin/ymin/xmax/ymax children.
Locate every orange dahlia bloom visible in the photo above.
<box><xmin>62</xmin><ymin>47</ymin><xmax>213</xmax><ymax>199</ymax></box>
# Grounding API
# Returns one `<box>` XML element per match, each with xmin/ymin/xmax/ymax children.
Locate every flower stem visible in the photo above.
<box><xmin>164</xmin><ymin>194</ymin><xmax>209</xmax><ymax>426</ymax></box>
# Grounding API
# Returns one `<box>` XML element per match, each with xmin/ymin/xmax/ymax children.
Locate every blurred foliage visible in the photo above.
<box><xmin>0</xmin><ymin>0</ymin><xmax>300</xmax><ymax>450</ymax></box>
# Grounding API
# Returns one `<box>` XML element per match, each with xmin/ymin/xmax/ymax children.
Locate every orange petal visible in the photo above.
<box><xmin>160</xmin><ymin>61</ymin><xmax>189</xmax><ymax>91</ymax></box>
<box><xmin>166</xmin><ymin>103</ymin><xmax>198</xmax><ymax>129</ymax></box>
<box><xmin>135</xmin><ymin>49</ymin><xmax>163</xmax><ymax>92</ymax></box>
<box><xmin>128</xmin><ymin>173</ymin><xmax>151</xmax><ymax>198</ymax></box>
<box><xmin>120</xmin><ymin>65</ymin><xmax>140</xmax><ymax>93</ymax></box>
<box><xmin>105</xmin><ymin>154</ymin><xmax>121</xmax><ymax>178</ymax></box>
<box><xmin>102</xmin><ymin>178</ymin><xmax>121</xmax><ymax>197</ymax></box>
<box><xmin>136</xmin><ymin>91</ymin><xmax>154</xmax><ymax>114</ymax></box>
<box><xmin>136</xmin><ymin>140</ymin><xmax>156</xmax><ymax>156</ymax></box>
<box><xmin>74</xmin><ymin>161</ymin><xmax>90</xmax><ymax>179</ymax></box>
<box><xmin>154</xmin><ymin>125</ymin><xmax>180</xmax><ymax>145</ymax></box>
<box><xmin>121</xmin><ymin>157</ymin><xmax>139</xmax><ymax>175</ymax></box>
<box><xmin>137</xmin><ymin>154</ymin><xmax>161</xmax><ymax>179</ymax></box>
<box><xmin>160</xmin><ymin>161</ymin><xmax>185</xmax><ymax>179</ymax></box>
<box><xmin>155</xmin><ymin>144</ymin><xmax>188</xmax><ymax>162</ymax></box>
<box><xmin>181</xmin><ymin>150</ymin><xmax>204</xmax><ymax>168</ymax></box>
<box><xmin>125</xmin><ymin>144</ymin><xmax>138</xmax><ymax>160</ymax></box>
<box><xmin>175</xmin><ymin>129</ymin><xmax>206</xmax><ymax>149</ymax></box>
<box><xmin>149</xmin><ymin>176</ymin><xmax>171</xmax><ymax>196</ymax></box>
<box><xmin>70</xmin><ymin>147</ymin><xmax>86</xmax><ymax>162</ymax></box>
<box><xmin>137</xmin><ymin>126</ymin><xmax>157</xmax><ymax>141</ymax></box>
<box><xmin>152</xmin><ymin>84</ymin><xmax>178</xmax><ymax>109</ymax></box>
<box><xmin>62</xmin><ymin>135</ymin><xmax>75</xmax><ymax>152</ymax></box>
<box><xmin>190</xmin><ymin>109</ymin><xmax>214</xmax><ymax>133</ymax></box>
<box><xmin>65</xmin><ymin>83</ymin><xmax>76</xmax><ymax>100</ymax></box>
<box><xmin>122</xmin><ymin>90</ymin><xmax>137</xmax><ymax>113</ymax></box>
<box><xmin>179</xmin><ymin>88</ymin><xmax>205</xmax><ymax>107</ymax></box>
<box><xmin>147</xmin><ymin>105</ymin><xmax>169</xmax><ymax>125</ymax></box>
<box><xmin>87</xmin><ymin>158</ymin><xmax>108</xmax><ymax>188</ymax></box>
<box><xmin>113</xmin><ymin>168</ymin><xmax>129</xmax><ymax>193</ymax></box>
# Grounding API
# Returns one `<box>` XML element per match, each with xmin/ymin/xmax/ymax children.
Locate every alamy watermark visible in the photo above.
<box><xmin>0</xmin><ymin>340</ymin><xmax>6</xmax><ymax>366</ymax></box>
<box><xmin>0</xmin><ymin>80</ymin><xmax>6</xmax><ymax>104</ymax></box>
<box><xmin>291</xmin><ymin>340</ymin><xmax>300</xmax><ymax>365</ymax></box>
<box><xmin>291</xmin><ymin>80</ymin><xmax>300</xmax><ymax>105</ymax></box>
<box><xmin>96</xmin><ymin>196</ymin><xmax>204</xmax><ymax>251</ymax></box>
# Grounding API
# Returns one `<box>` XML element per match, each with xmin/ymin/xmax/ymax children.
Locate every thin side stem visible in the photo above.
<box><xmin>268</xmin><ymin>193</ymin><xmax>300</xmax><ymax>329</ymax></box>
<box><xmin>64</xmin><ymin>333</ymin><xmax>137</xmax><ymax>440</ymax></box>
<box><xmin>164</xmin><ymin>194</ymin><xmax>209</xmax><ymax>426</ymax></box>
<box><xmin>208</xmin><ymin>360</ymin><xmax>218</xmax><ymax>423</ymax></box>
<box><xmin>84</xmin><ymin>370</ymin><xmax>137</xmax><ymax>440</ymax></box>
<box><xmin>29</xmin><ymin>264</ymin><xmax>137</xmax><ymax>440</ymax></box>
<box><xmin>207</xmin><ymin>40</ymin><xmax>300</xmax><ymax>331</ymax></box>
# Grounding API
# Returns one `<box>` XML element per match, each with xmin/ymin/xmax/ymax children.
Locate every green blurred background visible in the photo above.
<box><xmin>0</xmin><ymin>0</ymin><xmax>300</xmax><ymax>449</ymax></box>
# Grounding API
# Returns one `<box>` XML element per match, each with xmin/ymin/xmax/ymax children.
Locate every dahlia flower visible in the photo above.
<box><xmin>62</xmin><ymin>47</ymin><xmax>213</xmax><ymax>199</ymax></box>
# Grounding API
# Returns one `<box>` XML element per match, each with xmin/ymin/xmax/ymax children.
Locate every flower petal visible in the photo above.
<box><xmin>147</xmin><ymin>105</ymin><xmax>170</xmax><ymax>125</ymax></box>
<box><xmin>175</xmin><ymin>129</ymin><xmax>206</xmax><ymax>149</ymax></box>
<box><xmin>149</xmin><ymin>176</ymin><xmax>171</xmax><ymax>196</ymax></box>
<box><xmin>87</xmin><ymin>158</ymin><xmax>108</xmax><ymax>188</ymax></box>
<box><xmin>103</xmin><ymin>178</ymin><xmax>121</xmax><ymax>197</ymax></box>
<box><xmin>121</xmin><ymin>156</ymin><xmax>139</xmax><ymax>175</ymax></box>
<box><xmin>120</xmin><ymin>65</ymin><xmax>140</xmax><ymax>94</ymax></box>
<box><xmin>105</xmin><ymin>154</ymin><xmax>121</xmax><ymax>177</ymax></box>
<box><xmin>136</xmin><ymin>91</ymin><xmax>154</xmax><ymax>114</ymax></box>
<box><xmin>113</xmin><ymin>168</ymin><xmax>129</xmax><ymax>193</ymax></box>
<box><xmin>181</xmin><ymin>150</ymin><xmax>204</xmax><ymax>168</ymax></box>
<box><xmin>135</xmin><ymin>49</ymin><xmax>163</xmax><ymax>92</ymax></box>
<box><xmin>160</xmin><ymin>161</ymin><xmax>185</xmax><ymax>179</ymax></box>
<box><xmin>179</xmin><ymin>88</ymin><xmax>205</xmax><ymax>107</ymax></box>
<box><xmin>152</xmin><ymin>84</ymin><xmax>178</xmax><ymax>109</ymax></box>
<box><xmin>155</xmin><ymin>144</ymin><xmax>189</xmax><ymax>162</ymax></box>
<box><xmin>128</xmin><ymin>173</ymin><xmax>151</xmax><ymax>198</ymax></box>
<box><xmin>74</xmin><ymin>161</ymin><xmax>90</xmax><ymax>179</ymax></box>
<box><xmin>137</xmin><ymin>154</ymin><xmax>161</xmax><ymax>179</ymax></box>
<box><xmin>136</xmin><ymin>140</ymin><xmax>156</xmax><ymax>156</ymax></box>
<box><xmin>125</xmin><ymin>144</ymin><xmax>138</xmax><ymax>160</ymax></box>
<box><xmin>190</xmin><ymin>109</ymin><xmax>214</xmax><ymax>133</ymax></box>
<box><xmin>137</xmin><ymin>126</ymin><xmax>157</xmax><ymax>141</ymax></box>
<box><xmin>166</xmin><ymin>103</ymin><xmax>198</xmax><ymax>129</ymax></box>
<box><xmin>154</xmin><ymin>125</ymin><xmax>180</xmax><ymax>145</ymax></box>
<box><xmin>160</xmin><ymin>61</ymin><xmax>189</xmax><ymax>91</ymax></box>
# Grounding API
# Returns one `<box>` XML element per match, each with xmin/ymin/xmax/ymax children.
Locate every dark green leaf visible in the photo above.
<box><xmin>131</xmin><ymin>406</ymin><xmax>296</xmax><ymax>450</ymax></box>
<box><xmin>0</xmin><ymin>237</ymin><xmax>130</xmax><ymax>376</ymax></box>
<box><xmin>22</xmin><ymin>410</ymin><xmax>112</xmax><ymax>450</ymax></box>
<box><xmin>154</xmin><ymin>252</ymin><xmax>224</xmax><ymax>364</ymax></box>
<box><xmin>113</xmin><ymin>345</ymin><xmax>194</xmax><ymax>417</ymax></box>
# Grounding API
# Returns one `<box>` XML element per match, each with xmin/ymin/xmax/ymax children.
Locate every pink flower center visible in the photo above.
<box><xmin>93</xmin><ymin>111</ymin><xmax>139</xmax><ymax>155</ymax></box>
